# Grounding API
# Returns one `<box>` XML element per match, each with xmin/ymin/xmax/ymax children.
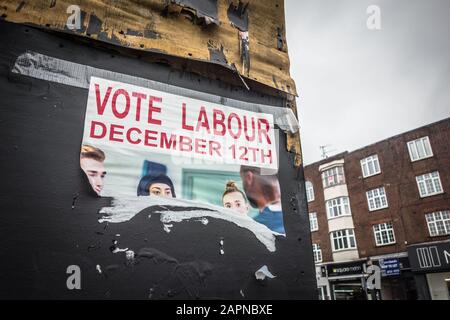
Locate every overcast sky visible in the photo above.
<box><xmin>285</xmin><ymin>0</ymin><xmax>450</xmax><ymax>164</ymax></box>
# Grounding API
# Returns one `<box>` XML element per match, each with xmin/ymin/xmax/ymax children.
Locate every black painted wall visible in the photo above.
<box><xmin>0</xmin><ymin>20</ymin><xmax>316</xmax><ymax>299</ymax></box>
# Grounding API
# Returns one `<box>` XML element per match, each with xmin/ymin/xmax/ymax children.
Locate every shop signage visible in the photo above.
<box><xmin>326</xmin><ymin>261</ymin><xmax>365</xmax><ymax>277</ymax></box>
<box><xmin>379</xmin><ymin>258</ymin><xmax>401</xmax><ymax>277</ymax></box>
<box><xmin>408</xmin><ymin>241</ymin><xmax>450</xmax><ymax>273</ymax></box>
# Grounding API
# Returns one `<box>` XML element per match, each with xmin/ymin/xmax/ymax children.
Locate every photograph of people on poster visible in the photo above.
<box><xmin>80</xmin><ymin>77</ymin><xmax>285</xmax><ymax>235</ymax></box>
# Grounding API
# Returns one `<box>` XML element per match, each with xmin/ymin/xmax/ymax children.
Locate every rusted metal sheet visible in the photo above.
<box><xmin>0</xmin><ymin>0</ymin><xmax>297</xmax><ymax>96</ymax></box>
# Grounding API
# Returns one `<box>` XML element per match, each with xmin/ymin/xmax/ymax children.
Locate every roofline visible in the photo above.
<box><xmin>304</xmin><ymin>151</ymin><xmax>348</xmax><ymax>168</ymax></box>
<box><xmin>304</xmin><ymin>116</ymin><xmax>450</xmax><ymax>168</ymax></box>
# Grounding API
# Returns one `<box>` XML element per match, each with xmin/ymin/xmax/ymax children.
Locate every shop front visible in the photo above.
<box><xmin>326</xmin><ymin>260</ymin><xmax>367</xmax><ymax>300</ymax></box>
<box><xmin>316</xmin><ymin>265</ymin><xmax>331</xmax><ymax>300</ymax></box>
<box><xmin>408</xmin><ymin>240</ymin><xmax>450</xmax><ymax>300</ymax></box>
<box><xmin>371</xmin><ymin>254</ymin><xmax>418</xmax><ymax>300</ymax></box>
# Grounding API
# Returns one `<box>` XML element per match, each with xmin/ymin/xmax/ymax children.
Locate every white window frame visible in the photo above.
<box><xmin>306</xmin><ymin>181</ymin><xmax>315</xmax><ymax>202</ymax></box>
<box><xmin>407</xmin><ymin>136</ymin><xmax>433</xmax><ymax>162</ymax></box>
<box><xmin>360</xmin><ymin>154</ymin><xmax>381</xmax><ymax>178</ymax></box>
<box><xmin>312</xmin><ymin>244</ymin><xmax>323</xmax><ymax>263</ymax></box>
<box><xmin>373</xmin><ymin>222</ymin><xmax>396</xmax><ymax>246</ymax></box>
<box><xmin>321</xmin><ymin>166</ymin><xmax>345</xmax><ymax>188</ymax></box>
<box><xmin>326</xmin><ymin>197</ymin><xmax>351</xmax><ymax>219</ymax></box>
<box><xmin>425</xmin><ymin>211</ymin><xmax>450</xmax><ymax>237</ymax></box>
<box><xmin>309</xmin><ymin>212</ymin><xmax>318</xmax><ymax>232</ymax></box>
<box><xmin>330</xmin><ymin>229</ymin><xmax>357</xmax><ymax>252</ymax></box>
<box><xmin>416</xmin><ymin>171</ymin><xmax>444</xmax><ymax>198</ymax></box>
<box><xmin>366</xmin><ymin>186</ymin><xmax>389</xmax><ymax>211</ymax></box>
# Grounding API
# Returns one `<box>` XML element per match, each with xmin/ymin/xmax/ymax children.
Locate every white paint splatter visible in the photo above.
<box><xmin>112</xmin><ymin>247</ymin><xmax>129</xmax><ymax>253</ymax></box>
<box><xmin>98</xmin><ymin>196</ymin><xmax>279</xmax><ymax>252</ymax></box>
<box><xmin>198</xmin><ymin>218</ymin><xmax>209</xmax><ymax>225</ymax></box>
<box><xmin>125</xmin><ymin>250</ymin><xmax>135</xmax><ymax>260</ymax></box>
<box><xmin>148</xmin><ymin>288</ymin><xmax>154</xmax><ymax>299</ymax></box>
<box><xmin>96</xmin><ymin>264</ymin><xmax>102</xmax><ymax>274</ymax></box>
<box><xmin>255</xmin><ymin>265</ymin><xmax>276</xmax><ymax>280</ymax></box>
<box><xmin>219</xmin><ymin>238</ymin><xmax>225</xmax><ymax>255</ymax></box>
<box><xmin>240</xmin><ymin>289</ymin><xmax>245</xmax><ymax>298</ymax></box>
<box><xmin>163</xmin><ymin>224</ymin><xmax>173</xmax><ymax>233</ymax></box>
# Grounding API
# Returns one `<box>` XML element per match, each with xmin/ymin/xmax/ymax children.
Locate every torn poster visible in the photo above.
<box><xmin>80</xmin><ymin>77</ymin><xmax>286</xmax><ymax>235</ymax></box>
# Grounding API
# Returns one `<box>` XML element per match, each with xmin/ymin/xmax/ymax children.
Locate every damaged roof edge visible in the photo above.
<box><xmin>13</xmin><ymin>21</ymin><xmax>295</xmax><ymax>99</ymax></box>
<box><xmin>0</xmin><ymin>0</ymin><xmax>297</xmax><ymax>96</ymax></box>
<box><xmin>169</xmin><ymin>0</ymin><xmax>220</xmax><ymax>25</ymax></box>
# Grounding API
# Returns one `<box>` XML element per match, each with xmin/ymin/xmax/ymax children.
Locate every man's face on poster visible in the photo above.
<box><xmin>240</xmin><ymin>169</ymin><xmax>258</xmax><ymax>208</ymax></box>
<box><xmin>80</xmin><ymin>158</ymin><xmax>106</xmax><ymax>196</ymax></box>
<box><xmin>149</xmin><ymin>183</ymin><xmax>173</xmax><ymax>198</ymax></box>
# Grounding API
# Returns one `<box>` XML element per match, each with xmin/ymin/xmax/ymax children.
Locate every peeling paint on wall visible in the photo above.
<box><xmin>227</xmin><ymin>1</ymin><xmax>250</xmax><ymax>76</ymax></box>
<box><xmin>277</xmin><ymin>26</ymin><xmax>286</xmax><ymax>52</ymax></box>
<box><xmin>286</xmin><ymin>96</ymin><xmax>303</xmax><ymax>166</ymax></box>
<box><xmin>207</xmin><ymin>40</ymin><xmax>228</xmax><ymax>65</ymax></box>
<box><xmin>238</xmin><ymin>30</ymin><xmax>250</xmax><ymax>75</ymax></box>
<box><xmin>227</xmin><ymin>1</ymin><xmax>248</xmax><ymax>31</ymax></box>
<box><xmin>86</xmin><ymin>13</ymin><xmax>102</xmax><ymax>36</ymax></box>
<box><xmin>169</xmin><ymin>0</ymin><xmax>219</xmax><ymax>25</ymax></box>
<box><xmin>0</xmin><ymin>0</ymin><xmax>297</xmax><ymax>95</ymax></box>
<box><xmin>144</xmin><ymin>21</ymin><xmax>160</xmax><ymax>39</ymax></box>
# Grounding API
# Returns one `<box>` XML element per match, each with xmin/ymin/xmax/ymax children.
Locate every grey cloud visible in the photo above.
<box><xmin>285</xmin><ymin>0</ymin><xmax>450</xmax><ymax>164</ymax></box>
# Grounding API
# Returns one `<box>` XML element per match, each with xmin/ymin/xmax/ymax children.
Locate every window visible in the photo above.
<box><xmin>326</xmin><ymin>197</ymin><xmax>351</xmax><ymax>219</ymax></box>
<box><xmin>373</xmin><ymin>222</ymin><xmax>396</xmax><ymax>246</ymax></box>
<box><xmin>426</xmin><ymin>211</ymin><xmax>450</xmax><ymax>236</ymax></box>
<box><xmin>416</xmin><ymin>171</ymin><xmax>443</xmax><ymax>197</ymax></box>
<box><xmin>366</xmin><ymin>187</ymin><xmax>388</xmax><ymax>211</ymax></box>
<box><xmin>306</xmin><ymin>181</ymin><xmax>315</xmax><ymax>202</ymax></box>
<box><xmin>312</xmin><ymin>244</ymin><xmax>323</xmax><ymax>263</ymax></box>
<box><xmin>181</xmin><ymin>169</ymin><xmax>260</xmax><ymax>216</ymax></box>
<box><xmin>407</xmin><ymin>136</ymin><xmax>433</xmax><ymax>161</ymax></box>
<box><xmin>309</xmin><ymin>212</ymin><xmax>318</xmax><ymax>231</ymax></box>
<box><xmin>360</xmin><ymin>155</ymin><xmax>381</xmax><ymax>178</ymax></box>
<box><xmin>321</xmin><ymin>166</ymin><xmax>345</xmax><ymax>188</ymax></box>
<box><xmin>330</xmin><ymin>229</ymin><xmax>357</xmax><ymax>251</ymax></box>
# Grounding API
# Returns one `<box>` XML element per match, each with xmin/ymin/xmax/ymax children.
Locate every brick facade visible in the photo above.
<box><xmin>305</xmin><ymin>117</ymin><xmax>450</xmax><ymax>263</ymax></box>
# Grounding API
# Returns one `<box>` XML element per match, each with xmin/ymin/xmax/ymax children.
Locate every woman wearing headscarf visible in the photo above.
<box><xmin>137</xmin><ymin>174</ymin><xmax>176</xmax><ymax>198</ymax></box>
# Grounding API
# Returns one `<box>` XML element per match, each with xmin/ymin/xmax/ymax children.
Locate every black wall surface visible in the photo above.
<box><xmin>0</xmin><ymin>20</ymin><xmax>316</xmax><ymax>299</ymax></box>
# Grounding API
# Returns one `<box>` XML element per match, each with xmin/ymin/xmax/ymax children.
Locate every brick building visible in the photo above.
<box><xmin>305</xmin><ymin>117</ymin><xmax>450</xmax><ymax>300</ymax></box>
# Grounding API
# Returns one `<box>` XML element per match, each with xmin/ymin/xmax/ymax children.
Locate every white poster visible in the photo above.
<box><xmin>80</xmin><ymin>77</ymin><xmax>285</xmax><ymax>236</ymax></box>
